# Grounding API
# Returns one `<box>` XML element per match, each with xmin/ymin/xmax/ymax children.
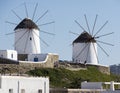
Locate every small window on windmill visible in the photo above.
<box><xmin>9</xmin><ymin>89</ymin><xmax>13</xmax><ymax>93</ymax></box>
<box><xmin>11</xmin><ymin>54</ymin><xmax>13</xmax><ymax>58</ymax></box>
<box><xmin>34</xmin><ymin>56</ymin><xmax>38</xmax><ymax>62</ymax></box>
<box><xmin>30</xmin><ymin>37</ymin><xmax>32</xmax><ymax>41</ymax></box>
<box><xmin>1</xmin><ymin>54</ymin><xmax>3</xmax><ymax>58</ymax></box>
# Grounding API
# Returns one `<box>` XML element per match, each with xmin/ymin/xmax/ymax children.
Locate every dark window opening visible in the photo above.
<box><xmin>1</xmin><ymin>55</ymin><xmax>3</xmax><ymax>57</ymax></box>
<box><xmin>34</xmin><ymin>57</ymin><xmax>38</xmax><ymax>62</ymax></box>
<box><xmin>11</xmin><ymin>54</ymin><xmax>13</xmax><ymax>58</ymax></box>
<box><xmin>30</xmin><ymin>37</ymin><xmax>32</xmax><ymax>40</ymax></box>
<box><xmin>9</xmin><ymin>89</ymin><xmax>13</xmax><ymax>93</ymax></box>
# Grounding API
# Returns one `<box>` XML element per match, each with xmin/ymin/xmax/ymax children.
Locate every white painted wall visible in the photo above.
<box><xmin>81</xmin><ymin>81</ymin><xmax>120</xmax><ymax>93</ymax></box>
<box><xmin>81</xmin><ymin>81</ymin><xmax>103</xmax><ymax>89</ymax></box>
<box><xmin>101</xmin><ymin>90</ymin><xmax>120</xmax><ymax>93</ymax></box>
<box><xmin>0</xmin><ymin>50</ymin><xmax>17</xmax><ymax>60</ymax></box>
<box><xmin>15</xmin><ymin>28</ymin><xmax>40</xmax><ymax>54</ymax></box>
<box><xmin>28</xmin><ymin>53</ymin><xmax>48</xmax><ymax>62</ymax></box>
<box><xmin>0</xmin><ymin>76</ymin><xmax>49</xmax><ymax>93</ymax></box>
<box><xmin>72</xmin><ymin>42</ymin><xmax>98</xmax><ymax>65</ymax></box>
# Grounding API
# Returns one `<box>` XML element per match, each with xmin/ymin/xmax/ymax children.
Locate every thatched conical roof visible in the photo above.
<box><xmin>14</xmin><ymin>18</ymin><xmax>39</xmax><ymax>30</ymax></box>
<box><xmin>73</xmin><ymin>31</ymin><xmax>96</xmax><ymax>43</ymax></box>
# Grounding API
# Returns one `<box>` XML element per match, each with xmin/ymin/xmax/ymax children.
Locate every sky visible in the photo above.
<box><xmin>0</xmin><ymin>0</ymin><xmax>120</xmax><ymax>66</ymax></box>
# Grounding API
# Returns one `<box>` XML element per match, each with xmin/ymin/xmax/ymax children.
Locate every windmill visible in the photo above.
<box><xmin>6</xmin><ymin>3</ymin><xmax>55</xmax><ymax>55</ymax></box>
<box><xmin>71</xmin><ymin>15</ymin><xmax>114</xmax><ymax>65</ymax></box>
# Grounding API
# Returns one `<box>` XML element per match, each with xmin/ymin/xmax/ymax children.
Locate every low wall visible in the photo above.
<box><xmin>101</xmin><ymin>90</ymin><xmax>120</xmax><ymax>93</ymax></box>
<box><xmin>50</xmin><ymin>88</ymin><xmax>120</xmax><ymax>93</ymax></box>
<box><xmin>87</xmin><ymin>64</ymin><xmax>110</xmax><ymax>75</ymax></box>
<box><xmin>50</xmin><ymin>88</ymin><xmax>104</xmax><ymax>93</ymax></box>
<box><xmin>0</xmin><ymin>56</ymin><xmax>110</xmax><ymax>75</ymax></box>
<box><xmin>58</xmin><ymin>62</ymin><xmax>110</xmax><ymax>75</ymax></box>
<box><xmin>0</xmin><ymin>53</ymin><xmax>59</xmax><ymax>74</ymax></box>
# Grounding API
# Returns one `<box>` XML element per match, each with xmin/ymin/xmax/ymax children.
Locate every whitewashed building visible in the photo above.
<box><xmin>81</xmin><ymin>81</ymin><xmax>120</xmax><ymax>93</ymax></box>
<box><xmin>72</xmin><ymin>31</ymin><xmax>98</xmax><ymax>65</ymax></box>
<box><xmin>0</xmin><ymin>50</ymin><xmax>17</xmax><ymax>60</ymax></box>
<box><xmin>28</xmin><ymin>53</ymin><xmax>48</xmax><ymax>62</ymax></box>
<box><xmin>0</xmin><ymin>76</ymin><xmax>49</xmax><ymax>93</ymax></box>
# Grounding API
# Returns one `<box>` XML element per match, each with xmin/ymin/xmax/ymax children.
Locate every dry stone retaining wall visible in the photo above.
<box><xmin>0</xmin><ymin>54</ymin><xmax>59</xmax><ymax>74</ymax></box>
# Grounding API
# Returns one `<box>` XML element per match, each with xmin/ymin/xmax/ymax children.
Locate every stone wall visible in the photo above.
<box><xmin>0</xmin><ymin>55</ymin><xmax>110</xmax><ymax>75</ymax></box>
<box><xmin>87</xmin><ymin>64</ymin><xmax>110</xmax><ymax>75</ymax></box>
<box><xmin>58</xmin><ymin>62</ymin><xmax>110</xmax><ymax>75</ymax></box>
<box><xmin>0</xmin><ymin>53</ymin><xmax>59</xmax><ymax>74</ymax></box>
<box><xmin>18</xmin><ymin>53</ymin><xmax>59</xmax><ymax>73</ymax></box>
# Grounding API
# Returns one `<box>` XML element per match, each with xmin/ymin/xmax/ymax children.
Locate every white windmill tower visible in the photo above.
<box><xmin>72</xmin><ymin>31</ymin><xmax>98</xmax><ymax>64</ymax></box>
<box><xmin>71</xmin><ymin>15</ymin><xmax>113</xmax><ymax>65</ymax></box>
<box><xmin>14</xmin><ymin>18</ymin><xmax>40</xmax><ymax>54</ymax></box>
